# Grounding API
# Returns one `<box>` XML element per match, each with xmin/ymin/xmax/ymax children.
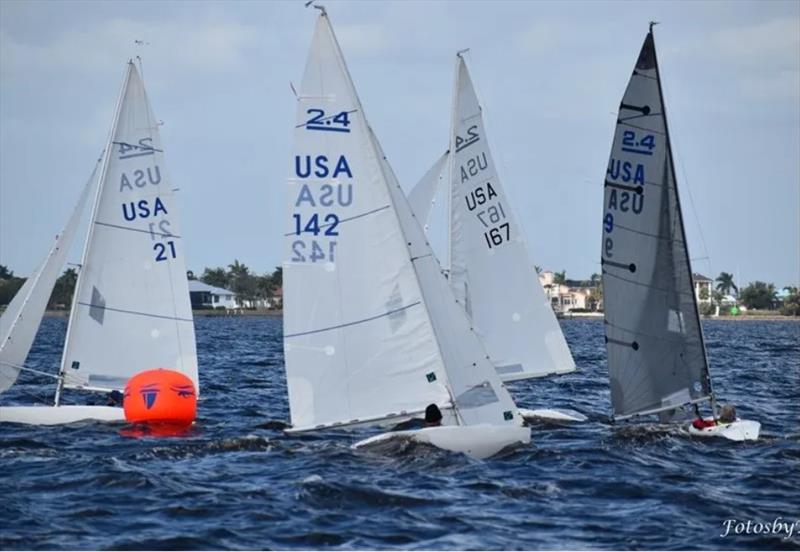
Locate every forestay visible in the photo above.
<box><xmin>447</xmin><ymin>55</ymin><xmax>574</xmax><ymax>381</ymax></box>
<box><xmin>284</xmin><ymin>12</ymin><xmax>522</xmax><ymax>432</ymax></box>
<box><xmin>60</xmin><ymin>62</ymin><xmax>198</xmax><ymax>393</ymax></box>
<box><xmin>0</xmin><ymin>160</ymin><xmax>100</xmax><ymax>393</ymax></box>
<box><xmin>601</xmin><ymin>30</ymin><xmax>710</xmax><ymax>419</ymax></box>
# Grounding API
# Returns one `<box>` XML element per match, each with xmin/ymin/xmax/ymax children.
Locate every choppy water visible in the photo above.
<box><xmin>1</xmin><ymin>317</ymin><xmax>798</xmax><ymax>550</ymax></box>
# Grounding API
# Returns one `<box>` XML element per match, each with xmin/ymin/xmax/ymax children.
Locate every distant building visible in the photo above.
<box><xmin>538</xmin><ymin>271</ymin><xmax>593</xmax><ymax>313</ymax></box>
<box><xmin>188</xmin><ymin>280</ymin><xmax>238</xmax><ymax>310</ymax></box>
<box><xmin>693</xmin><ymin>273</ymin><xmax>713</xmax><ymax>304</ymax></box>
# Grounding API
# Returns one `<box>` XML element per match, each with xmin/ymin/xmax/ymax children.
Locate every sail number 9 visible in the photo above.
<box><xmin>604</xmin><ymin>213</ymin><xmax>614</xmax><ymax>258</ymax></box>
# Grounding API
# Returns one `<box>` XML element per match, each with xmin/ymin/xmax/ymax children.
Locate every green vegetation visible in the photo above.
<box><xmin>779</xmin><ymin>287</ymin><xmax>799</xmax><ymax>316</ymax></box>
<box><xmin>0</xmin><ymin>262</ymin><xmax>283</xmax><ymax>311</ymax></box>
<box><xmin>0</xmin><ymin>265</ymin><xmax>25</xmax><ymax>307</ymax></box>
<box><xmin>715</xmin><ymin>272</ymin><xmax>738</xmax><ymax>297</ymax></box>
<box><xmin>739</xmin><ymin>281</ymin><xmax>777</xmax><ymax>310</ymax></box>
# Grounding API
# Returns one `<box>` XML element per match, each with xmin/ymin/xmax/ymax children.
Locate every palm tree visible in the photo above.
<box><xmin>201</xmin><ymin>267</ymin><xmax>229</xmax><ymax>289</ymax></box>
<box><xmin>0</xmin><ymin>265</ymin><xmax>13</xmax><ymax>280</ymax></box>
<box><xmin>534</xmin><ymin>265</ymin><xmax>543</xmax><ymax>275</ymax></box>
<box><xmin>715</xmin><ymin>272</ymin><xmax>738</xmax><ymax>298</ymax></box>
<box><xmin>553</xmin><ymin>270</ymin><xmax>566</xmax><ymax>285</ymax></box>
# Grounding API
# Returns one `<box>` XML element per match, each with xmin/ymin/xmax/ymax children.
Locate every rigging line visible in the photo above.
<box><xmin>614</xmin><ymin>221</ymin><xmax>686</xmax><ymax>244</ymax></box>
<box><xmin>75</xmin><ymin>302</ymin><xmax>194</xmax><ymax>323</ymax></box>
<box><xmin>658</xmin><ymin>61</ymin><xmax>713</xmax><ymax>279</ymax></box>
<box><xmin>283</xmin><ymin>205</ymin><xmax>389</xmax><ymax>237</ymax></box>
<box><xmin>284</xmin><ymin>302</ymin><xmax>422</xmax><ymax>339</ymax></box>
<box><xmin>94</xmin><ymin>221</ymin><xmax>182</xmax><ymax>238</ymax></box>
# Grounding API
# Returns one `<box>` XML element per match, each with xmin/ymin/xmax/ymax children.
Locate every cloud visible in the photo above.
<box><xmin>0</xmin><ymin>17</ymin><xmax>260</xmax><ymax>82</ymax></box>
<box><xmin>708</xmin><ymin>16</ymin><xmax>800</xmax><ymax>102</ymax></box>
<box><xmin>335</xmin><ymin>23</ymin><xmax>389</xmax><ymax>57</ymax></box>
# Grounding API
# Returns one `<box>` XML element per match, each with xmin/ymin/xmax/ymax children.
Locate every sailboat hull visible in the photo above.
<box><xmin>518</xmin><ymin>407</ymin><xmax>588</xmax><ymax>423</ymax></box>
<box><xmin>352</xmin><ymin>423</ymin><xmax>531</xmax><ymax>459</ymax></box>
<box><xmin>0</xmin><ymin>405</ymin><xmax>125</xmax><ymax>425</ymax></box>
<box><xmin>687</xmin><ymin>418</ymin><xmax>761</xmax><ymax>441</ymax></box>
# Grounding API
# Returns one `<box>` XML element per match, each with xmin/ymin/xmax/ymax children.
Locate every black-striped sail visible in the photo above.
<box><xmin>602</xmin><ymin>28</ymin><xmax>712</xmax><ymax>420</ymax></box>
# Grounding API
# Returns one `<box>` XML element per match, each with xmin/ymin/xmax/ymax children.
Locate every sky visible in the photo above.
<box><xmin>1</xmin><ymin>0</ymin><xmax>798</xmax><ymax>288</ymax></box>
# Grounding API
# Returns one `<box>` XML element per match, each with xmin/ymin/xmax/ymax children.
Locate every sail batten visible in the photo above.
<box><xmin>602</xmin><ymin>30</ymin><xmax>710</xmax><ymax>419</ymax></box>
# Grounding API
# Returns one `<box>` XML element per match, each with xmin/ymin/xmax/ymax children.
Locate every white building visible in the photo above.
<box><xmin>188</xmin><ymin>280</ymin><xmax>238</xmax><ymax>310</ymax></box>
<box><xmin>538</xmin><ymin>271</ymin><xmax>593</xmax><ymax>313</ymax></box>
<box><xmin>693</xmin><ymin>273</ymin><xmax>713</xmax><ymax>304</ymax></box>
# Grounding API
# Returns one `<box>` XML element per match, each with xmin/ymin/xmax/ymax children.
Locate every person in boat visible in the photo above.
<box><xmin>105</xmin><ymin>390</ymin><xmax>124</xmax><ymax>407</ymax></box>
<box><xmin>692</xmin><ymin>403</ymin><xmax>737</xmax><ymax>429</ymax></box>
<box><xmin>390</xmin><ymin>403</ymin><xmax>443</xmax><ymax>431</ymax></box>
<box><xmin>719</xmin><ymin>404</ymin><xmax>737</xmax><ymax>424</ymax></box>
<box><xmin>423</xmin><ymin>403</ymin><xmax>442</xmax><ymax>427</ymax></box>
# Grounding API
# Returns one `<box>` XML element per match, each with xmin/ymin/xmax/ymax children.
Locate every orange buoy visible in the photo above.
<box><xmin>123</xmin><ymin>369</ymin><xmax>196</xmax><ymax>426</ymax></box>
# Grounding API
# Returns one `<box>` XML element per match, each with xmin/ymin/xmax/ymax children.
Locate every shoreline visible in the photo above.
<box><xmin>560</xmin><ymin>311</ymin><xmax>798</xmax><ymax>322</ymax></box>
<box><xmin>42</xmin><ymin>309</ymin><xmax>284</xmax><ymax>318</ymax></box>
<box><xmin>39</xmin><ymin>310</ymin><xmax>798</xmax><ymax>321</ymax></box>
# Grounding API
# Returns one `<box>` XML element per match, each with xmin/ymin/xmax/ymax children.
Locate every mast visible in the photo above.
<box><xmin>445</xmin><ymin>52</ymin><xmax>462</xmax><ymax>275</ymax></box>
<box><xmin>54</xmin><ymin>63</ymin><xmax>133</xmax><ymax>405</ymax></box>
<box><xmin>649</xmin><ymin>25</ymin><xmax>716</xmax><ymax>416</ymax></box>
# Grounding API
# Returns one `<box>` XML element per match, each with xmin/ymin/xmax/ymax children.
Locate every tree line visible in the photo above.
<box><xmin>190</xmin><ymin>261</ymin><xmax>283</xmax><ymax>306</ymax></box>
<box><xmin>0</xmin><ymin>262</ymin><xmax>283</xmax><ymax>311</ymax></box>
<box><xmin>0</xmin><ymin>263</ymin><xmax>797</xmax><ymax>315</ymax></box>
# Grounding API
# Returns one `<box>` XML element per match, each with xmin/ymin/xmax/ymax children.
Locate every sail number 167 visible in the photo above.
<box><xmin>484</xmin><ymin>223</ymin><xmax>510</xmax><ymax>249</ymax></box>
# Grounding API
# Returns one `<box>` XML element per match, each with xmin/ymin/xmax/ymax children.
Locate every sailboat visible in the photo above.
<box><xmin>601</xmin><ymin>25</ymin><xmax>759</xmax><ymax>441</ymax></box>
<box><xmin>283</xmin><ymin>8</ymin><xmax>530</xmax><ymax>459</ymax></box>
<box><xmin>0</xmin><ymin>61</ymin><xmax>198</xmax><ymax>425</ymax></box>
<box><xmin>407</xmin><ymin>54</ymin><xmax>583</xmax><ymax>423</ymax></box>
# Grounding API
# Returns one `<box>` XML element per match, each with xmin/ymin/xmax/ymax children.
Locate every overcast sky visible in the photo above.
<box><xmin>1</xmin><ymin>0</ymin><xmax>798</xmax><ymax>288</ymax></box>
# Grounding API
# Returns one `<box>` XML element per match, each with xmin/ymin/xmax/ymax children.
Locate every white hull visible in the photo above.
<box><xmin>518</xmin><ymin>407</ymin><xmax>587</xmax><ymax>423</ymax></box>
<box><xmin>687</xmin><ymin>418</ymin><xmax>760</xmax><ymax>441</ymax></box>
<box><xmin>0</xmin><ymin>405</ymin><xmax>125</xmax><ymax>425</ymax></box>
<box><xmin>353</xmin><ymin>423</ymin><xmax>531</xmax><ymax>459</ymax></box>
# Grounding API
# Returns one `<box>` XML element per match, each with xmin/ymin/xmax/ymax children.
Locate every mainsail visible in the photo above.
<box><xmin>0</xmin><ymin>159</ymin><xmax>100</xmax><ymax>393</ymax></box>
<box><xmin>59</xmin><ymin>62</ymin><xmax>198</xmax><ymax>394</ymax></box>
<box><xmin>283</xmin><ymin>11</ymin><xmax>521</xmax><ymax>432</ymax></box>
<box><xmin>446</xmin><ymin>55</ymin><xmax>575</xmax><ymax>381</ymax></box>
<box><xmin>601</xmin><ymin>28</ymin><xmax>711</xmax><ymax>419</ymax></box>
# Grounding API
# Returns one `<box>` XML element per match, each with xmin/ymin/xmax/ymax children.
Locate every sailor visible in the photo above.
<box><xmin>105</xmin><ymin>390</ymin><xmax>124</xmax><ymax>407</ymax></box>
<box><xmin>423</xmin><ymin>403</ymin><xmax>443</xmax><ymax>427</ymax></box>
<box><xmin>391</xmin><ymin>403</ymin><xmax>443</xmax><ymax>431</ymax></box>
<box><xmin>718</xmin><ymin>404</ymin><xmax>737</xmax><ymax>424</ymax></box>
<box><xmin>691</xmin><ymin>404</ymin><xmax>716</xmax><ymax>429</ymax></box>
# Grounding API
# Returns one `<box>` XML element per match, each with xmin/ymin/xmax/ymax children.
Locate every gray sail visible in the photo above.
<box><xmin>601</xmin><ymin>29</ymin><xmax>711</xmax><ymax>419</ymax></box>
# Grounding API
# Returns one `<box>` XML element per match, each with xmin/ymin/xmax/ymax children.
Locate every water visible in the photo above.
<box><xmin>2</xmin><ymin>317</ymin><xmax>798</xmax><ymax>550</ymax></box>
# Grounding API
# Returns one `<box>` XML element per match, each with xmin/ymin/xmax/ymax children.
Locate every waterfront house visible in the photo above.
<box><xmin>188</xmin><ymin>280</ymin><xmax>238</xmax><ymax>310</ymax></box>
<box><xmin>693</xmin><ymin>273</ymin><xmax>713</xmax><ymax>304</ymax></box>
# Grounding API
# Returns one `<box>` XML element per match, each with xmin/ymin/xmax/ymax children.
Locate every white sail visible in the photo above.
<box><xmin>59</xmin><ymin>62</ymin><xmax>198</xmax><ymax>393</ymax></box>
<box><xmin>0</xmin><ymin>160</ymin><xmax>99</xmax><ymax>393</ymax></box>
<box><xmin>284</xmin><ymin>12</ymin><xmax>521</xmax><ymax>432</ymax></box>
<box><xmin>602</xmin><ymin>29</ymin><xmax>710</xmax><ymax>419</ymax></box>
<box><xmin>447</xmin><ymin>55</ymin><xmax>575</xmax><ymax>381</ymax></box>
<box><xmin>408</xmin><ymin>151</ymin><xmax>448</xmax><ymax>234</ymax></box>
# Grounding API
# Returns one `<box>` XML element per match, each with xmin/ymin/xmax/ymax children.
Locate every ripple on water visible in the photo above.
<box><xmin>1</xmin><ymin>316</ymin><xmax>798</xmax><ymax>550</ymax></box>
